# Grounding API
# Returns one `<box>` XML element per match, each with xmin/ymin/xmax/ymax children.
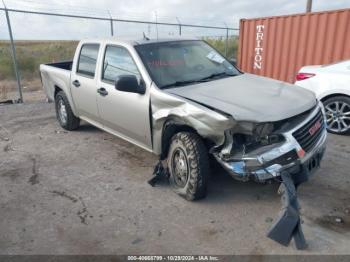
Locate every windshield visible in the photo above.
<box><xmin>135</xmin><ymin>40</ymin><xmax>241</xmax><ymax>89</ymax></box>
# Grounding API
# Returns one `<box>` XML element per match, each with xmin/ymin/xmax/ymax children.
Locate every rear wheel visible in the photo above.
<box><xmin>167</xmin><ymin>132</ymin><xmax>209</xmax><ymax>201</ymax></box>
<box><xmin>55</xmin><ymin>91</ymin><xmax>80</xmax><ymax>131</ymax></box>
<box><xmin>323</xmin><ymin>96</ymin><xmax>350</xmax><ymax>135</ymax></box>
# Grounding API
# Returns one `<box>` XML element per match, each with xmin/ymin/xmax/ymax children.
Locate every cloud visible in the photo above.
<box><xmin>1</xmin><ymin>0</ymin><xmax>349</xmax><ymax>39</ymax></box>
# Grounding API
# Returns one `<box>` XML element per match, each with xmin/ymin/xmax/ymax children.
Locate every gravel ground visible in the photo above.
<box><xmin>0</xmin><ymin>101</ymin><xmax>349</xmax><ymax>255</ymax></box>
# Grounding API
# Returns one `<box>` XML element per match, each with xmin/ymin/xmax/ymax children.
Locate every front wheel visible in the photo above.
<box><xmin>167</xmin><ymin>132</ymin><xmax>209</xmax><ymax>201</ymax></box>
<box><xmin>323</xmin><ymin>96</ymin><xmax>350</xmax><ymax>135</ymax></box>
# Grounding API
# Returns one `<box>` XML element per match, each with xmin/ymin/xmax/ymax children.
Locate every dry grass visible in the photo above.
<box><xmin>0</xmin><ymin>40</ymin><xmax>78</xmax><ymax>81</ymax></box>
<box><xmin>0</xmin><ymin>38</ymin><xmax>238</xmax><ymax>102</ymax></box>
<box><xmin>0</xmin><ymin>40</ymin><xmax>77</xmax><ymax>102</ymax></box>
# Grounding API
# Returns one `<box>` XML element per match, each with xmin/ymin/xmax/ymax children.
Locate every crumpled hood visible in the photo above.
<box><xmin>163</xmin><ymin>73</ymin><xmax>316</xmax><ymax>122</ymax></box>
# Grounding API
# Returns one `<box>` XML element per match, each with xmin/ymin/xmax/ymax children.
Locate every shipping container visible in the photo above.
<box><xmin>238</xmin><ymin>8</ymin><xmax>350</xmax><ymax>83</ymax></box>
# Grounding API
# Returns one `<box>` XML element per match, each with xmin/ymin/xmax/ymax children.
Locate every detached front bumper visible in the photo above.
<box><xmin>215</xmin><ymin>104</ymin><xmax>327</xmax><ymax>182</ymax></box>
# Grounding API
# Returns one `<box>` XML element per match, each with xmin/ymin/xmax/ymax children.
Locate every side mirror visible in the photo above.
<box><xmin>115</xmin><ymin>75</ymin><xmax>145</xmax><ymax>95</ymax></box>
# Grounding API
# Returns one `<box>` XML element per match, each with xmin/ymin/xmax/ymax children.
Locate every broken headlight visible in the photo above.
<box><xmin>221</xmin><ymin>123</ymin><xmax>286</xmax><ymax>159</ymax></box>
<box><xmin>232</xmin><ymin>132</ymin><xmax>285</xmax><ymax>154</ymax></box>
<box><xmin>246</xmin><ymin>123</ymin><xmax>284</xmax><ymax>149</ymax></box>
<box><xmin>252</xmin><ymin>123</ymin><xmax>285</xmax><ymax>146</ymax></box>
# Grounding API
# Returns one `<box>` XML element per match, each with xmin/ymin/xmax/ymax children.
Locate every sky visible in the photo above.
<box><xmin>1</xmin><ymin>0</ymin><xmax>350</xmax><ymax>40</ymax></box>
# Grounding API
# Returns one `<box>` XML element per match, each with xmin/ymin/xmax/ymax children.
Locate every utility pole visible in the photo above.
<box><xmin>306</xmin><ymin>0</ymin><xmax>313</xmax><ymax>12</ymax></box>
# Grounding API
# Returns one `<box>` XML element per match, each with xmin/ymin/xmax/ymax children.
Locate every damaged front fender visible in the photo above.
<box><xmin>150</xmin><ymin>86</ymin><xmax>236</xmax><ymax>155</ymax></box>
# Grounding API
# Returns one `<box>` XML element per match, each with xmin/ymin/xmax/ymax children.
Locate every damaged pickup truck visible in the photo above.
<box><xmin>40</xmin><ymin>38</ymin><xmax>327</xmax><ymax>201</ymax></box>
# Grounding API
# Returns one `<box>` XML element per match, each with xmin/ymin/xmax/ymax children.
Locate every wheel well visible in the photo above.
<box><xmin>160</xmin><ymin>122</ymin><xmax>213</xmax><ymax>160</ymax></box>
<box><xmin>321</xmin><ymin>93</ymin><xmax>350</xmax><ymax>102</ymax></box>
<box><xmin>54</xmin><ymin>85</ymin><xmax>62</xmax><ymax>98</ymax></box>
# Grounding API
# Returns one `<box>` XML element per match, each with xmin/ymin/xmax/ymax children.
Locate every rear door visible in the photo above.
<box><xmin>96</xmin><ymin>44</ymin><xmax>152</xmax><ymax>151</ymax></box>
<box><xmin>71</xmin><ymin>43</ymin><xmax>100</xmax><ymax>122</ymax></box>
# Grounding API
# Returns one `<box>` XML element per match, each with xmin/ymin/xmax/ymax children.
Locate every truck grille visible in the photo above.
<box><xmin>292</xmin><ymin>109</ymin><xmax>325</xmax><ymax>152</ymax></box>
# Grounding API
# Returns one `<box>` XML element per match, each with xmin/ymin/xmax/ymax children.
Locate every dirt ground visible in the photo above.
<box><xmin>0</xmin><ymin>101</ymin><xmax>349</xmax><ymax>255</ymax></box>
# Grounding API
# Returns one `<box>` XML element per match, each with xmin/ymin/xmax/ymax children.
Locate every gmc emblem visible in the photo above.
<box><xmin>309</xmin><ymin>120</ymin><xmax>321</xmax><ymax>136</ymax></box>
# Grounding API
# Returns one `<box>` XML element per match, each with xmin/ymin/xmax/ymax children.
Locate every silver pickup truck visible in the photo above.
<box><xmin>40</xmin><ymin>38</ymin><xmax>327</xmax><ymax>201</ymax></box>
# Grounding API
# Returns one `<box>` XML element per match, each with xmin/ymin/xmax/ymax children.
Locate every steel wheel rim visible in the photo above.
<box><xmin>325</xmin><ymin>101</ymin><xmax>350</xmax><ymax>133</ymax></box>
<box><xmin>58</xmin><ymin>98</ymin><xmax>68</xmax><ymax>125</ymax></box>
<box><xmin>171</xmin><ymin>147</ymin><xmax>189</xmax><ymax>187</ymax></box>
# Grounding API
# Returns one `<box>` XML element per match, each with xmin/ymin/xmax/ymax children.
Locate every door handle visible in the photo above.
<box><xmin>72</xmin><ymin>80</ymin><xmax>80</xmax><ymax>87</ymax></box>
<box><xmin>97</xmin><ymin>87</ymin><xmax>108</xmax><ymax>96</ymax></box>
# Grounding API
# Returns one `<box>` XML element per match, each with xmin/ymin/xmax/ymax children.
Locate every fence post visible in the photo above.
<box><xmin>110</xmin><ymin>19</ymin><xmax>114</xmax><ymax>36</ymax></box>
<box><xmin>108</xmin><ymin>11</ymin><xmax>114</xmax><ymax>36</ymax></box>
<box><xmin>155</xmin><ymin>11</ymin><xmax>159</xmax><ymax>39</ymax></box>
<box><xmin>176</xmin><ymin>17</ymin><xmax>181</xmax><ymax>36</ymax></box>
<box><xmin>225</xmin><ymin>27</ymin><xmax>229</xmax><ymax>57</ymax></box>
<box><xmin>4</xmin><ymin>6</ymin><xmax>23</xmax><ymax>103</ymax></box>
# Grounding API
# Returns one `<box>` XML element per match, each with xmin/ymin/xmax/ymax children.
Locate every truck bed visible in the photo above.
<box><xmin>40</xmin><ymin>61</ymin><xmax>73</xmax><ymax>102</ymax></box>
<box><xmin>44</xmin><ymin>61</ymin><xmax>73</xmax><ymax>71</ymax></box>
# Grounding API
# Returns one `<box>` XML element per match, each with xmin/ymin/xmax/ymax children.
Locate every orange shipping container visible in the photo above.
<box><xmin>238</xmin><ymin>8</ymin><xmax>350</xmax><ymax>83</ymax></box>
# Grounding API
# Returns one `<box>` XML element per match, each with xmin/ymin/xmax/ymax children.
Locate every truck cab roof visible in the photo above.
<box><xmin>80</xmin><ymin>37</ymin><xmax>199</xmax><ymax>47</ymax></box>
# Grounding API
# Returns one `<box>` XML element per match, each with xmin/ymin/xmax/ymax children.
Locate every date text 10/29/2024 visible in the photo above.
<box><xmin>128</xmin><ymin>256</ymin><xmax>219</xmax><ymax>261</ymax></box>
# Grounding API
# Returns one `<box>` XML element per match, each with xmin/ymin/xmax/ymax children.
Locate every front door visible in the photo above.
<box><xmin>96</xmin><ymin>45</ymin><xmax>152</xmax><ymax>151</ymax></box>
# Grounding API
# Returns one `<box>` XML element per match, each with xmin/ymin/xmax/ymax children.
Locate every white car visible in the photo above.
<box><xmin>295</xmin><ymin>59</ymin><xmax>350</xmax><ymax>135</ymax></box>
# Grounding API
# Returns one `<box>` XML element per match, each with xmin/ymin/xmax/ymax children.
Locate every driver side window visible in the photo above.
<box><xmin>102</xmin><ymin>46</ymin><xmax>141</xmax><ymax>84</ymax></box>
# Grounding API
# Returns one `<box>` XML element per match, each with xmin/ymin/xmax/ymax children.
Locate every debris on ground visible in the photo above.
<box><xmin>267</xmin><ymin>172</ymin><xmax>307</xmax><ymax>250</ymax></box>
<box><xmin>335</xmin><ymin>217</ymin><xmax>343</xmax><ymax>223</ymax></box>
<box><xmin>148</xmin><ymin>160</ymin><xmax>168</xmax><ymax>187</ymax></box>
<box><xmin>265</xmin><ymin>217</ymin><xmax>273</xmax><ymax>223</ymax></box>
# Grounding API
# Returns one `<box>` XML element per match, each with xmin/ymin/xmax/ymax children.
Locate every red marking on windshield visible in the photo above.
<box><xmin>148</xmin><ymin>60</ymin><xmax>185</xmax><ymax>67</ymax></box>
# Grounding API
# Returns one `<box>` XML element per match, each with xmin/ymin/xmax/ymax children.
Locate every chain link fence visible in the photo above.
<box><xmin>0</xmin><ymin>2</ymin><xmax>239</xmax><ymax>103</ymax></box>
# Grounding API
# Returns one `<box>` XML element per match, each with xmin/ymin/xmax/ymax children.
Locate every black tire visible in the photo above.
<box><xmin>167</xmin><ymin>132</ymin><xmax>209</xmax><ymax>201</ymax></box>
<box><xmin>55</xmin><ymin>91</ymin><xmax>80</xmax><ymax>131</ymax></box>
<box><xmin>323</xmin><ymin>96</ymin><xmax>350</xmax><ymax>135</ymax></box>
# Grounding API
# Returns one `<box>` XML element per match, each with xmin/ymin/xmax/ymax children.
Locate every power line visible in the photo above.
<box><xmin>4</xmin><ymin>0</ymin><xmax>237</xmax><ymax>28</ymax></box>
<box><xmin>0</xmin><ymin>6</ymin><xmax>238</xmax><ymax>31</ymax></box>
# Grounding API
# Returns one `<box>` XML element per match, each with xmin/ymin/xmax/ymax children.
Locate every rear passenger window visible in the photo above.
<box><xmin>77</xmin><ymin>44</ymin><xmax>100</xmax><ymax>77</ymax></box>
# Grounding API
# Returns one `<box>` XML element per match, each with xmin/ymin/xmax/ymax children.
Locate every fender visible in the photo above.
<box><xmin>150</xmin><ymin>86</ymin><xmax>235</xmax><ymax>155</ymax></box>
<box><xmin>40</xmin><ymin>64</ymin><xmax>78</xmax><ymax>116</ymax></box>
<box><xmin>318</xmin><ymin>89</ymin><xmax>350</xmax><ymax>101</ymax></box>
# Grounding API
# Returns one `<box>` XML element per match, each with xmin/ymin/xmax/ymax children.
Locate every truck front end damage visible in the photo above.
<box><xmin>152</xmin><ymin>85</ymin><xmax>326</xmax><ymax>183</ymax></box>
<box><xmin>213</xmin><ymin>102</ymin><xmax>327</xmax><ymax>182</ymax></box>
<box><xmin>210</xmin><ymin>102</ymin><xmax>327</xmax><ymax>249</ymax></box>
<box><xmin>150</xmin><ymin>87</ymin><xmax>326</xmax><ymax>249</ymax></box>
